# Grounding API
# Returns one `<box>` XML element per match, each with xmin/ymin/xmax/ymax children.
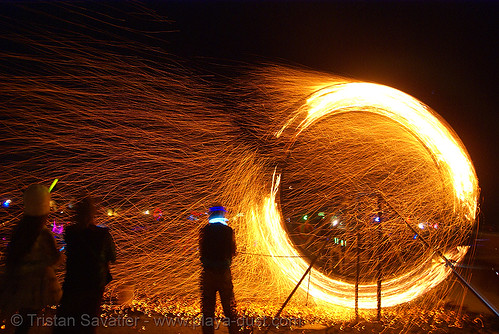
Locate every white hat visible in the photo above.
<box><xmin>24</xmin><ymin>184</ymin><xmax>51</xmax><ymax>216</ymax></box>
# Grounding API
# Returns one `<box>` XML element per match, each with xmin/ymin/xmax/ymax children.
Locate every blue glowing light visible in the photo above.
<box><xmin>209</xmin><ymin>206</ymin><xmax>226</xmax><ymax>212</ymax></box>
<box><xmin>209</xmin><ymin>217</ymin><xmax>228</xmax><ymax>225</ymax></box>
<box><xmin>413</xmin><ymin>234</ymin><xmax>418</xmax><ymax>240</ymax></box>
<box><xmin>2</xmin><ymin>199</ymin><xmax>11</xmax><ymax>208</ymax></box>
<box><xmin>374</xmin><ymin>216</ymin><xmax>380</xmax><ymax>222</ymax></box>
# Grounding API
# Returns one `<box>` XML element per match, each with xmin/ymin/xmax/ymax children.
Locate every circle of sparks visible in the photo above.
<box><xmin>249</xmin><ymin>81</ymin><xmax>479</xmax><ymax>309</ymax></box>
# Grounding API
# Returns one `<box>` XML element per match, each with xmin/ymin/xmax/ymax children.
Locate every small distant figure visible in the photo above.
<box><xmin>54</xmin><ymin>193</ymin><xmax>116</xmax><ymax>334</ymax></box>
<box><xmin>199</xmin><ymin>205</ymin><xmax>238</xmax><ymax>334</ymax></box>
<box><xmin>0</xmin><ymin>184</ymin><xmax>63</xmax><ymax>334</ymax></box>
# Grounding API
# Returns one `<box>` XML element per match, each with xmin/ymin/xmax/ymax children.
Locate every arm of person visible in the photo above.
<box><xmin>43</xmin><ymin>228</ymin><xmax>63</xmax><ymax>266</ymax></box>
<box><xmin>105</xmin><ymin>229</ymin><xmax>117</xmax><ymax>263</ymax></box>
<box><xmin>231</xmin><ymin>229</ymin><xmax>237</xmax><ymax>257</ymax></box>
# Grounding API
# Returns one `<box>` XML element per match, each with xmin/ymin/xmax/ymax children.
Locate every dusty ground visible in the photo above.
<box><xmin>2</xmin><ymin>232</ymin><xmax>498</xmax><ymax>333</ymax></box>
<box><xmin>1</xmin><ymin>308</ymin><xmax>497</xmax><ymax>334</ymax></box>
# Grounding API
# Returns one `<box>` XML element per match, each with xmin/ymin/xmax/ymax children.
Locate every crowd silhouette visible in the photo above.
<box><xmin>0</xmin><ymin>184</ymin><xmax>238</xmax><ymax>334</ymax></box>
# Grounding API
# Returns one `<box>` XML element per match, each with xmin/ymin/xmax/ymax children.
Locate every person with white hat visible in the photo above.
<box><xmin>199</xmin><ymin>205</ymin><xmax>238</xmax><ymax>334</ymax></box>
<box><xmin>0</xmin><ymin>184</ymin><xmax>62</xmax><ymax>334</ymax></box>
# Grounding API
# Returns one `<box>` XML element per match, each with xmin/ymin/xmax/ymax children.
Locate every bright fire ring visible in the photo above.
<box><xmin>252</xmin><ymin>81</ymin><xmax>478</xmax><ymax>309</ymax></box>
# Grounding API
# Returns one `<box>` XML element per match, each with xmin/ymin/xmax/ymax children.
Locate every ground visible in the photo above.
<box><xmin>1</xmin><ymin>232</ymin><xmax>498</xmax><ymax>333</ymax></box>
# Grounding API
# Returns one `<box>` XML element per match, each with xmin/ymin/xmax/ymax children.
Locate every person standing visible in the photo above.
<box><xmin>199</xmin><ymin>205</ymin><xmax>238</xmax><ymax>334</ymax></box>
<box><xmin>0</xmin><ymin>184</ymin><xmax>62</xmax><ymax>334</ymax></box>
<box><xmin>54</xmin><ymin>193</ymin><xmax>116</xmax><ymax>334</ymax></box>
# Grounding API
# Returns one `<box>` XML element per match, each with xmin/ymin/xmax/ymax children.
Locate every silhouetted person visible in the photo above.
<box><xmin>199</xmin><ymin>205</ymin><xmax>238</xmax><ymax>334</ymax></box>
<box><xmin>0</xmin><ymin>184</ymin><xmax>62</xmax><ymax>334</ymax></box>
<box><xmin>54</xmin><ymin>193</ymin><xmax>116</xmax><ymax>334</ymax></box>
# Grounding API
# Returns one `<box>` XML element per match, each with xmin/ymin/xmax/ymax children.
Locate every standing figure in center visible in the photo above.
<box><xmin>199</xmin><ymin>205</ymin><xmax>238</xmax><ymax>334</ymax></box>
<box><xmin>54</xmin><ymin>193</ymin><xmax>116</xmax><ymax>334</ymax></box>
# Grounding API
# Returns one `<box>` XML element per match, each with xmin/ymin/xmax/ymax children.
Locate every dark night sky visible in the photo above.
<box><xmin>137</xmin><ymin>0</ymin><xmax>499</xmax><ymax>231</ymax></box>
<box><xmin>1</xmin><ymin>1</ymin><xmax>498</xmax><ymax>230</ymax></box>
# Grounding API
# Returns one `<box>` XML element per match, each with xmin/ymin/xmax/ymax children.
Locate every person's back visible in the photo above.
<box><xmin>200</xmin><ymin>221</ymin><xmax>236</xmax><ymax>270</ymax></box>
<box><xmin>63</xmin><ymin>223</ymin><xmax>116</xmax><ymax>291</ymax></box>
<box><xmin>0</xmin><ymin>184</ymin><xmax>62</xmax><ymax>334</ymax></box>
<box><xmin>199</xmin><ymin>205</ymin><xmax>238</xmax><ymax>334</ymax></box>
<box><xmin>54</xmin><ymin>193</ymin><xmax>116</xmax><ymax>334</ymax></box>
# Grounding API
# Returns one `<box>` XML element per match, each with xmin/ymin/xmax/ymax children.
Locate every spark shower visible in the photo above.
<box><xmin>0</xmin><ymin>6</ymin><xmax>478</xmax><ymax>319</ymax></box>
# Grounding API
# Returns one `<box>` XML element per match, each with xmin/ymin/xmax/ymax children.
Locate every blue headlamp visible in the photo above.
<box><xmin>209</xmin><ymin>217</ymin><xmax>229</xmax><ymax>225</ymax></box>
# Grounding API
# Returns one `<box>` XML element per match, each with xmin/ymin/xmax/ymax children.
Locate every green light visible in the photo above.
<box><xmin>303</xmin><ymin>215</ymin><xmax>308</xmax><ymax>220</ymax></box>
<box><xmin>48</xmin><ymin>178</ymin><xmax>59</xmax><ymax>192</ymax></box>
<box><xmin>318</xmin><ymin>212</ymin><xmax>325</xmax><ymax>217</ymax></box>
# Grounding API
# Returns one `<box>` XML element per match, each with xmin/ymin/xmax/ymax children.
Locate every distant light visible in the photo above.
<box><xmin>52</xmin><ymin>221</ymin><xmax>64</xmax><ymax>235</ymax></box>
<box><xmin>318</xmin><ymin>212</ymin><xmax>325</xmax><ymax>217</ymax></box>
<box><xmin>153</xmin><ymin>208</ymin><xmax>163</xmax><ymax>221</ymax></box>
<box><xmin>303</xmin><ymin>215</ymin><xmax>308</xmax><ymax>221</ymax></box>
<box><xmin>144</xmin><ymin>210</ymin><xmax>150</xmax><ymax>215</ymax></box>
<box><xmin>331</xmin><ymin>219</ymin><xmax>339</xmax><ymax>227</ymax></box>
<box><xmin>413</xmin><ymin>234</ymin><xmax>418</xmax><ymax>240</ymax></box>
<box><xmin>2</xmin><ymin>199</ymin><xmax>11</xmax><ymax>208</ymax></box>
<box><xmin>374</xmin><ymin>216</ymin><xmax>380</xmax><ymax>222</ymax></box>
<box><xmin>433</xmin><ymin>223</ymin><xmax>438</xmax><ymax>229</ymax></box>
<box><xmin>418</xmin><ymin>223</ymin><xmax>425</xmax><ymax>229</ymax></box>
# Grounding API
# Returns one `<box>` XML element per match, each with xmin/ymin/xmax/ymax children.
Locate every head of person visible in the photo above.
<box><xmin>23</xmin><ymin>183</ymin><xmax>51</xmax><ymax>217</ymax></box>
<box><xmin>208</xmin><ymin>205</ymin><xmax>228</xmax><ymax>225</ymax></box>
<box><xmin>74</xmin><ymin>192</ymin><xmax>96</xmax><ymax>228</ymax></box>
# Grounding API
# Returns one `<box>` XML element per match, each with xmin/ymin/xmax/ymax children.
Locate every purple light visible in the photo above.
<box><xmin>52</xmin><ymin>221</ymin><xmax>64</xmax><ymax>235</ymax></box>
